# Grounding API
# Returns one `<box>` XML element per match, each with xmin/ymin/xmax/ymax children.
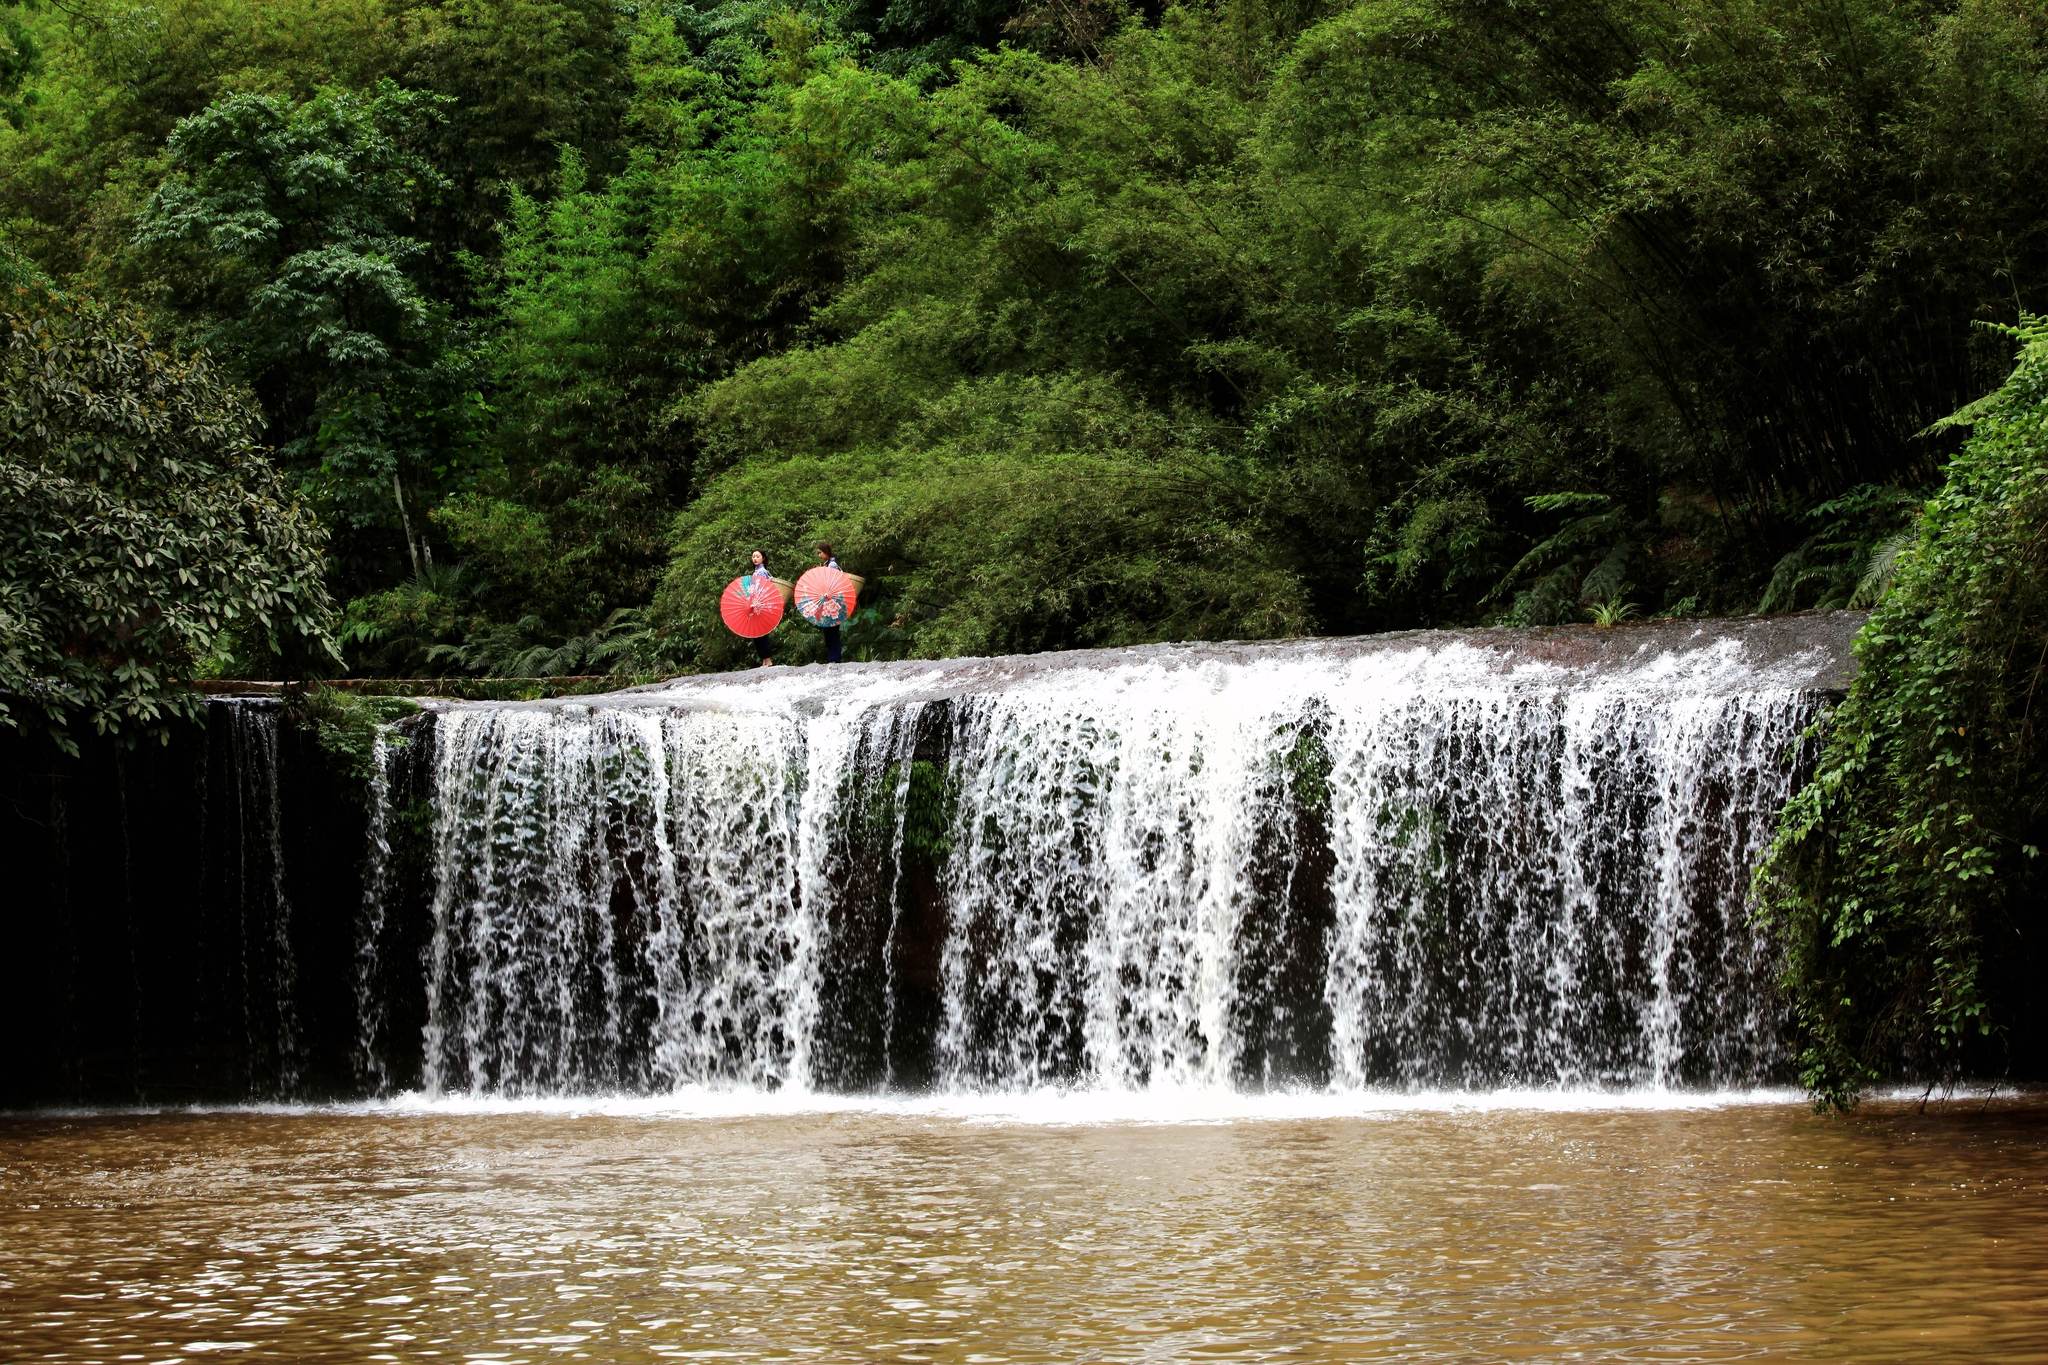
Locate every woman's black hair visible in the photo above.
<box><xmin>815</xmin><ymin>541</ymin><xmax>834</xmax><ymax>559</ymax></box>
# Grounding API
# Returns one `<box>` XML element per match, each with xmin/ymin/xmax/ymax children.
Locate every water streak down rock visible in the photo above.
<box><xmin>3</xmin><ymin>700</ymin><xmax>368</xmax><ymax>1105</ymax></box>
<box><xmin>349</xmin><ymin>614</ymin><xmax>1857</xmax><ymax>1097</ymax></box>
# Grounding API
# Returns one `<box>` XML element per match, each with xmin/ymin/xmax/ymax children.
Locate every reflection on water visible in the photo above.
<box><xmin>3</xmin><ymin>1095</ymin><xmax>2046</xmax><ymax>1362</ymax></box>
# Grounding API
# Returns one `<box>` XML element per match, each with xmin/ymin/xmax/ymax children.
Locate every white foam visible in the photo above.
<box><xmin>15</xmin><ymin>1082</ymin><xmax>2023</xmax><ymax>1125</ymax></box>
<box><xmin>3</xmin><ymin>1086</ymin><xmax>1812</xmax><ymax>1125</ymax></box>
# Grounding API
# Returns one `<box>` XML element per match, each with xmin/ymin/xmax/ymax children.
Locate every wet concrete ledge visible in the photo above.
<box><xmin>194</xmin><ymin>610</ymin><xmax>1867</xmax><ymax>711</ymax></box>
<box><xmin>539</xmin><ymin>609</ymin><xmax>1866</xmax><ymax>713</ymax></box>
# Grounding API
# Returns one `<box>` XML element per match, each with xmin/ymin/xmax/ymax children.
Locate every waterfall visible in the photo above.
<box><xmin>0</xmin><ymin>616</ymin><xmax>1854</xmax><ymax>1106</ymax></box>
<box><xmin>353</xmin><ymin>731</ymin><xmax>397</xmax><ymax>1092</ymax></box>
<box><xmin>935</xmin><ymin>662</ymin><xmax>1316</xmax><ymax>1091</ymax></box>
<box><xmin>411</xmin><ymin>685</ymin><xmax>933</xmax><ymax>1095</ymax></box>
<box><xmin>1316</xmin><ymin>655</ymin><xmax>1801</xmax><ymax>1088</ymax></box>
<box><xmin>369</xmin><ymin>619</ymin><xmax>1846</xmax><ymax>1098</ymax></box>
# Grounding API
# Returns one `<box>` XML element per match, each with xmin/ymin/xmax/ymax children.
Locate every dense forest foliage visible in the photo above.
<box><xmin>3</xmin><ymin>0</ymin><xmax>2045</xmax><ymax>1097</ymax></box>
<box><xmin>6</xmin><ymin>0</ymin><xmax>2044</xmax><ymax>680</ymax></box>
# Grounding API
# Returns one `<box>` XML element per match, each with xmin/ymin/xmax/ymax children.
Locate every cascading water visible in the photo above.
<box><xmin>1316</xmin><ymin>660</ymin><xmax>1802</xmax><ymax>1089</ymax></box>
<box><xmin>352</xmin><ymin>730</ymin><xmax>396</xmax><ymax>1093</ymax></box>
<box><xmin>935</xmin><ymin>663</ymin><xmax>1314</xmax><ymax>1091</ymax></box>
<box><xmin>347</xmin><ymin>616</ymin><xmax>1851</xmax><ymax>1099</ymax></box>
<box><xmin>0</xmin><ymin>617</ymin><xmax>1853</xmax><ymax>1106</ymax></box>
<box><xmin>393</xmin><ymin>685</ymin><xmax>933</xmax><ymax>1095</ymax></box>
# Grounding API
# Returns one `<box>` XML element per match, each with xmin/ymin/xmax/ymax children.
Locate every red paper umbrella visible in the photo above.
<box><xmin>720</xmin><ymin>574</ymin><xmax>786</xmax><ymax>638</ymax></box>
<box><xmin>793</xmin><ymin>566</ymin><xmax>861</xmax><ymax>628</ymax></box>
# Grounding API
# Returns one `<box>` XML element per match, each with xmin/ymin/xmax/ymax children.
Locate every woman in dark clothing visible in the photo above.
<box><xmin>815</xmin><ymin>542</ymin><xmax>843</xmax><ymax>664</ymax></box>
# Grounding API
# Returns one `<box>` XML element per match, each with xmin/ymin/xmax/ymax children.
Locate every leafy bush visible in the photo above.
<box><xmin>339</xmin><ymin>564</ymin><xmax>472</xmax><ymax>675</ymax></box>
<box><xmin>291</xmin><ymin>686</ymin><xmax>418</xmax><ymax>782</ymax></box>
<box><xmin>426</xmin><ymin>608</ymin><xmax>654</xmax><ymax>677</ymax></box>
<box><xmin>1758</xmin><ymin>318</ymin><xmax>2048</xmax><ymax>1107</ymax></box>
<box><xmin>342</xmin><ymin>567</ymin><xmax>655</xmax><ymax>678</ymax></box>
<box><xmin>1492</xmin><ymin>494</ymin><xmax>1642</xmax><ymax>627</ymax></box>
<box><xmin>1</xmin><ymin>274</ymin><xmax>337</xmax><ymax>751</ymax></box>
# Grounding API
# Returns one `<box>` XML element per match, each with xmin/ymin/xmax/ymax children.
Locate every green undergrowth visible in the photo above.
<box><xmin>1758</xmin><ymin>317</ymin><xmax>2048</xmax><ymax>1109</ymax></box>
<box><xmin>290</xmin><ymin>688</ymin><xmax>421</xmax><ymax>783</ymax></box>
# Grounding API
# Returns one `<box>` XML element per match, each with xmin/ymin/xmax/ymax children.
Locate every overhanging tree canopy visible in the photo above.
<box><xmin>0</xmin><ymin>274</ymin><xmax>339</xmax><ymax>751</ymax></box>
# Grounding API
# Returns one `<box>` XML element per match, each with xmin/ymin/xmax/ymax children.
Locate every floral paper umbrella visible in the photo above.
<box><xmin>793</xmin><ymin>565</ymin><xmax>859</xmax><ymax>628</ymax></box>
<box><xmin>719</xmin><ymin>574</ymin><xmax>786</xmax><ymax>638</ymax></box>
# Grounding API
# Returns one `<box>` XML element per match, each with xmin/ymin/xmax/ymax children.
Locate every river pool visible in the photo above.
<box><xmin>3</xmin><ymin>1091</ymin><xmax>2045</xmax><ymax>1362</ymax></box>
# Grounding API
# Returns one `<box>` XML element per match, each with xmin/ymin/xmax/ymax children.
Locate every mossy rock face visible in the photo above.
<box><xmin>1376</xmin><ymin>798</ymin><xmax>1448</xmax><ymax>879</ymax></box>
<box><xmin>1279</xmin><ymin>720</ymin><xmax>1332</xmax><ymax>820</ymax></box>
<box><xmin>397</xmin><ymin>796</ymin><xmax>436</xmax><ymax>846</ymax></box>
<box><xmin>900</xmin><ymin>759</ymin><xmax>958</xmax><ymax>866</ymax></box>
<box><xmin>1230</xmin><ymin>706</ymin><xmax>1340</xmax><ymax>1088</ymax></box>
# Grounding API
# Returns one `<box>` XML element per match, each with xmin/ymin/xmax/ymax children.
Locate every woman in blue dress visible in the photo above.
<box><xmin>748</xmin><ymin>549</ymin><xmax>775</xmax><ymax>667</ymax></box>
<box><xmin>814</xmin><ymin>542</ymin><xmax>843</xmax><ymax>664</ymax></box>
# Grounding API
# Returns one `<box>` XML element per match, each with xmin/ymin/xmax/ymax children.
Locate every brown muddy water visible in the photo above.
<box><xmin>2</xmin><ymin>1092</ymin><xmax>2045</xmax><ymax>1363</ymax></box>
